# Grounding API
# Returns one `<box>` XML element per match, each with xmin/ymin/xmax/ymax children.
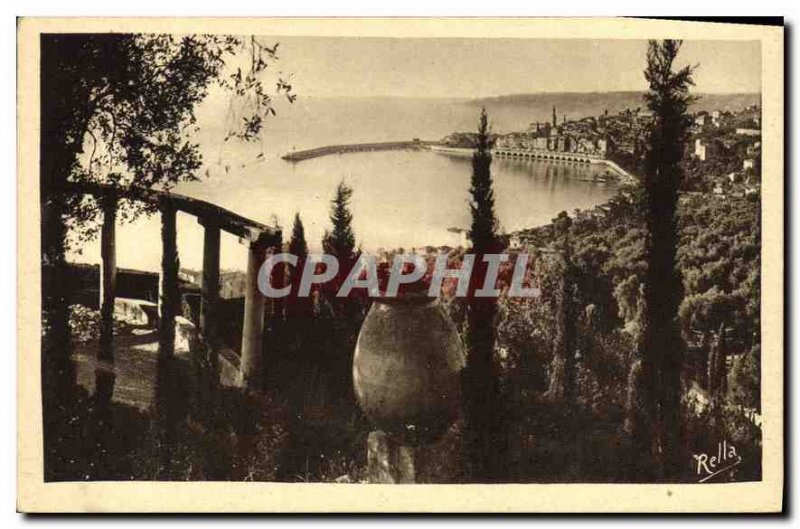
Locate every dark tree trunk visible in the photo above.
<box><xmin>547</xmin><ymin>263</ymin><xmax>577</xmax><ymax>402</ymax></box>
<box><xmin>463</xmin><ymin>108</ymin><xmax>505</xmax><ymax>482</ymax></box>
<box><xmin>40</xmin><ymin>36</ymin><xmax>98</xmax><ymax>479</ymax></box>
<box><xmin>464</xmin><ymin>280</ymin><xmax>504</xmax><ymax>482</ymax></box>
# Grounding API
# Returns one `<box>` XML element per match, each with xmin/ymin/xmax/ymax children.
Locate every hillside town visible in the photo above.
<box><xmin>494</xmin><ymin>107</ymin><xmax>610</xmax><ymax>159</ymax></box>
<box><xmin>36</xmin><ymin>30</ymin><xmax>766</xmax><ymax>492</ymax></box>
<box><xmin>175</xmin><ymin>103</ymin><xmax>763</xmax><ymax>289</ymax></box>
<box><xmin>501</xmin><ymin>102</ymin><xmax>761</xmax><ymax>248</ymax></box>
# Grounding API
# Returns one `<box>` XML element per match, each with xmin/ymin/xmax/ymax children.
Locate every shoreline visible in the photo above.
<box><xmin>430</xmin><ymin>145</ymin><xmax>636</xmax><ymax>184</ymax></box>
<box><xmin>281</xmin><ymin>140</ymin><xmax>637</xmax><ymax>245</ymax></box>
<box><xmin>282</xmin><ymin>140</ymin><xmax>636</xmax><ymax>185</ymax></box>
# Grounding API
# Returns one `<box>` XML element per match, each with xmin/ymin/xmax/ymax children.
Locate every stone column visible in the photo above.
<box><xmin>158</xmin><ymin>200</ymin><xmax>179</xmax><ymax>359</ymax></box>
<box><xmin>240</xmin><ymin>234</ymin><xmax>269</xmax><ymax>392</ymax></box>
<box><xmin>96</xmin><ymin>191</ymin><xmax>117</xmax><ymax>407</ymax></box>
<box><xmin>367</xmin><ymin>431</ymin><xmax>416</xmax><ymax>483</ymax></box>
<box><xmin>199</xmin><ymin>217</ymin><xmax>221</xmax><ymax>348</ymax></box>
<box><xmin>98</xmin><ymin>192</ymin><xmax>117</xmax><ymax>363</ymax></box>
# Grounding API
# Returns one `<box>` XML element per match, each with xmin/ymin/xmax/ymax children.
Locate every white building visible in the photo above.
<box><xmin>694</xmin><ymin>138</ymin><xmax>708</xmax><ymax>161</ymax></box>
<box><xmin>446</xmin><ymin>227</ymin><xmax>469</xmax><ymax>248</ymax></box>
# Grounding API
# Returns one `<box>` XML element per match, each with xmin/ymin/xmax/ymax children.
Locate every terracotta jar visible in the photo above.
<box><xmin>353</xmin><ymin>295</ymin><xmax>466</xmax><ymax>445</ymax></box>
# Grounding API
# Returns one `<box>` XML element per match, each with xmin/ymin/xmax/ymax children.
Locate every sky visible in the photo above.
<box><xmin>70</xmin><ymin>36</ymin><xmax>763</xmax><ymax>273</ymax></box>
<box><xmin>265</xmin><ymin>37</ymin><xmax>761</xmax><ymax>99</ymax></box>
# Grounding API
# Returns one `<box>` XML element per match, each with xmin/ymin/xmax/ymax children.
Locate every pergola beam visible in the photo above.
<box><xmin>65</xmin><ymin>181</ymin><xmax>280</xmax><ymax>241</ymax></box>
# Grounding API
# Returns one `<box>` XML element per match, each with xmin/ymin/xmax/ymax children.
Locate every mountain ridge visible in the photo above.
<box><xmin>469</xmin><ymin>90</ymin><xmax>760</xmax><ymax>102</ymax></box>
<box><xmin>464</xmin><ymin>91</ymin><xmax>760</xmax><ymax>116</ymax></box>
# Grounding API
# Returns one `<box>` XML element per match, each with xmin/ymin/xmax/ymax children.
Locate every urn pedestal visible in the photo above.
<box><xmin>353</xmin><ymin>296</ymin><xmax>466</xmax><ymax>483</ymax></box>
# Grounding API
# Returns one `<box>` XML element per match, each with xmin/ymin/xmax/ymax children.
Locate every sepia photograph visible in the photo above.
<box><xmin>16</xmin><ymin>16</ymin><xmax>784</xmax><ymax>513</ymax></box>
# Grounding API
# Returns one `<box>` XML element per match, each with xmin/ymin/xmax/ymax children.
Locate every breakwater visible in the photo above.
<box><xmin>281</xmin><ymin>140</ymin><xmax>436</xmax><ymax>162</ymax></box>
<box><xmin>282</xmin><ymin>140</ymin><xmax>637</xmax><ymax>185</ymax></box>
<box><xmin>431</xmin><ymin>145</ymin><xmax>637</xmax><ymax>184</ymax></box>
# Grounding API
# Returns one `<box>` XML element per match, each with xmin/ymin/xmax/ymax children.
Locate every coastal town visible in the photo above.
<box><xmin>122</xmin><ymin>102</ymin><xmax>763</xmax><ymax>311</ymax></box>
<box><xmin>61</xmin><ymin>98</ymin><xmax>763</xmax><ymax>410</ymax></box>
<box><xmin>35</xmin><ymin>31</ymin><xmax>766</xmax><ymax>491</ymax></box>
<box><xmin>431</xmin><ymin>102</ymin><xmax>761</xmax><ymax>249</ymax></box>
<box><xmin>439</xmin><ymin>103</ymin><xmax>760</xmax><ymax>184</ymax></box>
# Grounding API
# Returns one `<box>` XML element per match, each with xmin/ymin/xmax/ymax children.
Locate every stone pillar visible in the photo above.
<box><xmin>98</xmin><ymin>192</ymin><xmax>117</xmax><ymax>363</ymax></box>
<box><xmin>395</xmin><ymin>444</ymin><xmax>416</xmax><ymax>484</ymax></box>
<box><xmin>199</xmin><ymin>217</ymin><xmax>221</xmax><ymax>347</ymax></box>
<box><xmin>240</xmin><ymin>234</ymin><xmax>269</xmax><ymax>392</ymax></box>
<box><xmin>96</xmin><ymin>191</ymin><xmax>117</xmax><ymax>407</ymax></box>
<box><xmin>367</xmin><ymin>431</ymin><xmax>416</xmax><ymax>484</ymax></box>
<box><xmin>158</xmin><ymin>200</ymin><xmax>179</xmax><ymax>359</ymax></box>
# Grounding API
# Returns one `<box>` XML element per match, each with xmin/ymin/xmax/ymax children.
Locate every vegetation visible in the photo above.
<box><xmin>487</xmin><ymin>186</ymin><xmax>761</xmax><ymax>482</ymax></box>
<box><xmin>288</xmin><ymin>213</ymin><xmax>309</xmax><ymax>258</ymax></box>
<box><xmin>629</xmin><ymin>39</ymin><xmax>695</xmax><ymax>479</ymax></box>
<box><xmin>322</xmin><ymin>181</ymin><xmax>357</xmax><ymax>262</ymax></box>
<box><xmin>319</xmin><ymin>181</ymin><xmax>368</xmax><ymax>399</ymax></box>
<box><xmin>274</xmin><ymin>184</ymin><xmax>371</xmax><ymax>480</ymax></box>
<box><xmin>41</xmin><ymin>33</ymin><xmax>293</xmax><ymax>480</ymax></box>
<box><xmin>46</xmin><ymin>38</ymin><xmax>761</xmax><ymax>485</ymax></box>
<box><xmin>463</xmin><ymin>108</ymin><xmax>505</xmax><ymax>481</ymax></box>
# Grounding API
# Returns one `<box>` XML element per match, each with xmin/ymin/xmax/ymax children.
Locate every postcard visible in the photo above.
<box><xmin>17</xmin><ymin>17</ymin><xmax>783</xmax><ymax>512</ymax></box>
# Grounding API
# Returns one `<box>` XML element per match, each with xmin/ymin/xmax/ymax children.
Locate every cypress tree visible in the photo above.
<box><xmin>468</xmin><ymin>108</ymin><xmax>498</xmax><ymax>253</ymax></box>
<box><xmin>706</xmin><ymin>323</ymin><xmax>729</xmax><ymax>436</ymax></box>
<box><xmin>708</xmin><ymin>323</ymin><xmax>728</xmax><ymax>400</ymax></box>
<box><xmin>323</xmin><ymin>181</ymin><xmax>356</xmax><ymax>262</ymax></box>
<box><xmin>286</xmin><ymin>212</ymin><xmax>312</xmax><ymax>321</ymax></box>
<box><xmin>464</xmin><ymin>108</ymin><xmax>504</xmax><ymax>482</ymax></box>
<box><xmin>631</xmin><ymin>40</ymin><xmax>695</xmax><ymax>479</ymax></box>
<box><xmin>289</xmin><ymin>212</ymin><xmax>309</xmax><ymax>258</ymax></box>
<box><xmin>287</xmin><ymin>211</ymin><xmax>311</xmax><ymax>315</ymax></box>
<box><xmin>717</xmin><ymin>326</ymin><xmax>728</xmax><ymax>396</ymax></box>
<box><xmin>277</xmin><ymin>213</ymin><xmax>316</xmax><ymax>479</ymax></box>
<box><xmin>321</xmin><ymin>181</ymin><xmax>363</xmax><ymax>403</ymax></box>
<box><xmin>547</xmin><ymin>212</ymin><xmax>577</xmax><ymax>402</ymax></box>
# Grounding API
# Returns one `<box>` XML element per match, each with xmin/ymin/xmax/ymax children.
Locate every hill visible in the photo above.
<box><xmin>464</xmin><ymin>91</ymin><xmax>760</xmax><ymax>132</ymax></box>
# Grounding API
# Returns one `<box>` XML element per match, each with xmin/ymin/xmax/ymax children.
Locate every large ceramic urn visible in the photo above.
<box><xmin>353</xmin><ymin>294</ymin><xmax>466</xmax><ymax>446</ymax></box>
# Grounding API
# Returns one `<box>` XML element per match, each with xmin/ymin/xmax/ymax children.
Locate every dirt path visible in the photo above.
<box><xmin>73</xmin><ymin>329</ymin><xmax>190</xmax><ymax>410</ymax></box>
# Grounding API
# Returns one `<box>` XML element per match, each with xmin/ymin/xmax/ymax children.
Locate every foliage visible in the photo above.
<box><xmin>317</xmin><ymin>182</ymin><xmax>368</xmax><ymax>407</ymax></box>
<box><xmin>545</xmin><ymin>248</ymin><xmax>579</xmax><ymax>402</ymax></box>
<box><xmin>288</xmin><ymin>212</ymin><xmax>309</xmax><ymax>258</ymax></box>
<box><xmin>728</xmin><ymin>345</ymin><xmax>761</xmax><ymax>412</ymax></box>
<box><xmin>468</xmin><ymin>108</ymin><xmax>499</xmax><ymax>253</ymax></box>
<box><xmin>41</xmin><ymin>33</ymin><xmax>295</xmax><ymax>352</ymax></box>
<box><xmin>41</xmin><ymin>32</ymin><xmax>295</xmax><ymax>479</ymax></box>
<box><xmin>322</xmin><ymin>181</ymin><xmax>357</xmax><ymax>261</ymax></box>
<box><xmin>678</xmin><ymin>193</ymin><xmax>760</xmax><ymax>346</ymax></box>
<box><xmin>46</xmin><ymin>38</ymin><xmax>763</xmax><ymax>486</ymax></box>
<box><xmin>628</xmin><ymin>40</ymin><xmax>696</xmax><ymax>478</ymax></box>
<box><xmin>492</xmin><ymin>116</ymin><xmax>760</xmax><ymax>484</ymax></box>
<box><xmin>43</xmin><ymin>34</ymin><xmax>293</xmax><ymax>244</ymax></box>
<box><xmin>463</xmin><ymin>108</ymin><xmax>506</xmax><ymax>481</ymax></box>
<box><xmin>68</xmin><ymin>305</ymin><xmax>128</xmax><ymax>344</ymax></box>
<box><xmin>46</xmin><ymin>375</ymin><xmax>291</xmax><ymax>481</ymax></box>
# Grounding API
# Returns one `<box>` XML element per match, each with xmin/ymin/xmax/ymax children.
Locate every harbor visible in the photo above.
<box><xmin>281</xmin><ymin>139</ymin><xmax>635</xmax><ymax>184</ymax></box>
<box><xmin>281</xmin><ymin>139</ymin><xmax>436</xmax><ymax>162</ymax></box>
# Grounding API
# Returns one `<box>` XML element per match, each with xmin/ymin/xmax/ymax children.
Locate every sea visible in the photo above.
<box><xmin>67</xmin><ymin>93</ymin><xmax>758</xmax><ymax>272</ymax></box>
